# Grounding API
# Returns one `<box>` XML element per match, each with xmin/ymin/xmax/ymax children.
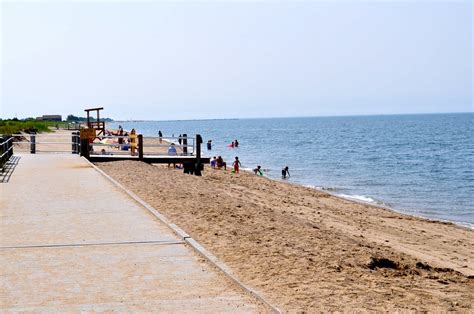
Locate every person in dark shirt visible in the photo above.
<box><xmin>216</xmin><ymin>156</ymin><xmax>226</xmax><ymax>170</ymax></box>
<box><xmin>282</xmin><ymin>166</ymin><xmax>290</xmax><ymax>179</ymax></box>
<box><xmin>253</xmin><ymin>165</ymin><xmax>263</xmax><ymax>176</ymax></box>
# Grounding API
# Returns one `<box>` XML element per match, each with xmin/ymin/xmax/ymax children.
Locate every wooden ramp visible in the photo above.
<box><xmin>0</xmin><ymin>154</ymin><xmax>266</xmax><ymax>312</ymax></box>
<box><xmin>88</xmin><ymin>154</ymin><xmax>211</xmax><ymax>164</ymax></box>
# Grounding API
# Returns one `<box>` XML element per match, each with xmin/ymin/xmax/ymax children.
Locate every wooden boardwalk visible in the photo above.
<box><xmin>0</xmin><ymin>154</ymin><xmax>266</xmax><ymax>312</ymax></box>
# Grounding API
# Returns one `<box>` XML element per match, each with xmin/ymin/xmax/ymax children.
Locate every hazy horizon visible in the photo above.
<box><xmin>106</xmin><ymin>111</ymin><xmax>474</xmax><ymax>123</ymax></box>
<box><xmin>2</xmin><ymin>110</ymin><xmax>473</xmax><ymax>122</ymax></box>
<box><xmin>1</xmin><ymin>1</ymin><xmax>472</xmax><ymax>120</ymax></box>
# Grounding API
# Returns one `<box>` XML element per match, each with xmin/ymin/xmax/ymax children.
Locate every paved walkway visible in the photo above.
<box><xmin>0</xmin><ymin>154</ymin><xmax>266</xmax><ymax>312</ymax></box>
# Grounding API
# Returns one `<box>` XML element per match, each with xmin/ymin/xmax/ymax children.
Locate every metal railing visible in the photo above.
<box><xmin>87</xmin><ymin>135</ymin><xmax>196</xmax><ymax>157</ymax></box>
<box><xmin>10</xmin><ymin>132</ymin><xmax>80</xmax><ymax>154</ymax></box>
<box><xmin>4</xmin><ymin>132</ymin><xmax>200</xmax><ymax>158</ymax></box>
<box><xmin>0</xmin><ymin>136</ymin><xmax>14</xmax><ymax>171</ymax></box>
<box><xmin>62</xmin><ymin>123</ymin><xmax>82</xmax><ymax>130</ymax></box>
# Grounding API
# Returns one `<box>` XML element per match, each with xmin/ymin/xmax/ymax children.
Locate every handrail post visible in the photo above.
<box><xmin>1</xmin><ymin>137</ymin><xmax>5</xmax><ymax>171</ymax></box>
<box><xmin>71</xmin><ymin>132</ymin><xmax>76</xmax><ymax>154</ymax></box>
<box><xmin>138</xmin><ymin>134</ymin><xmax>143</xmax><ymax>160</ymax></box>
<box><xmin>30</xmin><ymin>132</ymin><xmax>36</xmax><ymax>154</ymax></box>
<box><xmin>76</xmin><ymin>132</ymin><xmax>80</xmax><ymax>154</ymax></box>
<box><xmin>182</xmin><ymin>134</ymin><xmax>188</xmax><ymax>156</ymax></box>
<box><xmin>80</xmin><ymin>138</ymin><xmax>90</xmax><ymax>159</ymax></box>
<box><xmin>195</xmin><ymin>134</ymin><xmax>202</xmax><ymax>176</ymax></box>
<box><xmin>8</xmin><ymin>136</ymin><xmax>13</xmax><ymax>160</ymax></box>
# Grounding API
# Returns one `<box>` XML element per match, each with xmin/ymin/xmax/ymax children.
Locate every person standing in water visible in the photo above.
<box><xmin>233</xmin><ymin>156</ymin><xmax>241</xmax><ymax>174</ymax></box>
<box><xmin>282</xmin><ymin>166</ymin><xmax>290</xmax><ymax>179</ymax></box>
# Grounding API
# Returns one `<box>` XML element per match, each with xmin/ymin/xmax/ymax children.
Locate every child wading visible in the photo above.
<box><xmin>253</xmin><ymin>165</ymin><xmax>263</xmax><ymax>176</ymax></box>
<box><xmin>233</xmin><ymin>156</ymin><xmax>241</xmax><ymax>174</ymax></box>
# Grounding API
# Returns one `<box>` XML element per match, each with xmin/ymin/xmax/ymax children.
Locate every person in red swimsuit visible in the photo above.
<box><xmin>233</xmin><ymin>156</ymin><xmax>241</xmax><ymax>173</ymax></box>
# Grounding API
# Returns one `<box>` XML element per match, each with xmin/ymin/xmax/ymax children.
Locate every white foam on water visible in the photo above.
<box><xmin>303</xmin><ymin>185</ymin><xmax>338</xmax><ymax>191</ymax></box>
<box><xmin>337</xmin><ymin>193</ymin><xmax>377</xmax><ymax>204</ymax></box>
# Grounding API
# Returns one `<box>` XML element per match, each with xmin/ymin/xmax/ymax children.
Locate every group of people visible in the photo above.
<box><xmin>210</xmin><ymin>156</ymin><xmax>241</xmax><ymax>173</ymax></box>
<box><xmin>229</xmin><ymin>139</ymin><xmax>239</xmax><ymax>148</ymax></box>
<box><xmin>210</xmin><ymin>155</ymin><xmax>290</xmax><ymax>179</ymax></box>
<box><xmin>104</xmin><ymin>126</ymin><xmax>137</xmax><ymax>155</ymax></box>
<box><xmin>210</xmin><ymin>156</ymin><xmax>228</xmax><ymax>170</ymax></box>
<box><xmin>253</xmin><ymin>165</ymin><xmax>290</xmax><ymax>179</ymax></box>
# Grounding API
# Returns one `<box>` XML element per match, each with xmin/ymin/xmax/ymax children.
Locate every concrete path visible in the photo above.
<box><xmin>0</xmin><ymin>154</ymin><xmax>266</xmax><ymax>312</ymax></box>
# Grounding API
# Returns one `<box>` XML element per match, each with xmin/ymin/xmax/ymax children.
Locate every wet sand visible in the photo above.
<box><xmin>96</xmin><ymin>161</ymin><xmax>473</xmax><ymax>312</ymax></box>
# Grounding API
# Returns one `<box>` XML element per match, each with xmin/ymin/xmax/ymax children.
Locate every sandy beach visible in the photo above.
<box><xmin>96</xmin><ymin>161</ymin><xmax>473</xmax><ymax>312</ymax></box>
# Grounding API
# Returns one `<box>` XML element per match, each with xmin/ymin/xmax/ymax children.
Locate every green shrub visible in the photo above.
<box><xmin>0</xmin><ymin>120</ymin><xmax>66</xmax><ymax>135</ymax></box>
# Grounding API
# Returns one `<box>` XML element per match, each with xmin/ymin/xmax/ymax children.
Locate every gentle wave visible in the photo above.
<box><xmin>303</xmin><ymin>185</ymin><xmax>378</xmax><ymax>204</ymax></box>
<box><xmin>337</xmin><ymin>193</ymin><xmax>378</xmax><ymax>204</ymax></box>
<box><xmin>303</xmin><ymin>185</ymin><xmax>339</xmax><ymax>191</ymax></box>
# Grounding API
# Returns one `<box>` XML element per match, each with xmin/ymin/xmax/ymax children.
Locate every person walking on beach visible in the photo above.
<box><xmin>282</xmin><ymin>166</ymin><xmax>290</xmax><ymax>179</ymax></box>
<box><xmin>233</xmin><ymin>156</ymin><xmax>241</xmax><ymax>174</ymax></box>
<box><xmin>158</xmin><ymin>130</ymin><xmax>163</xmax><ymax>143</ymax></box>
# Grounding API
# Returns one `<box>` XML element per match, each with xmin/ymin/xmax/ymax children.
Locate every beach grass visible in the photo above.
<box><xmin>0</xmin><ymin>119</ymin><xmax>66</xmax><ymax>135</ymax></box>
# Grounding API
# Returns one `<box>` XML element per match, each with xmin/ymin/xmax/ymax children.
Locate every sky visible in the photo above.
<box><xmin>0</xmin><ymin>0</ymin><xmax>472</xmax><ymax>121</ymax></box>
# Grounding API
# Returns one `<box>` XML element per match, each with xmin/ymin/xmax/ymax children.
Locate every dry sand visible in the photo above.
<box><xmin>98</xmin><ymin>161</ymin><xmax>473</xmax><ymax>311</ymax></box>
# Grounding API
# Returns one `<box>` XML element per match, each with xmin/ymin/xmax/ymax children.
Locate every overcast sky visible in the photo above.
<box><xmin>1</xmin><ymin>0</ymin><xmax>472</xmax><ymax>120</ymax></box>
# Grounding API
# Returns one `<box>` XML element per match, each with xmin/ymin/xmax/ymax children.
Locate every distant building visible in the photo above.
<box><xmin>36</xmin><ymin>115</ymin><xmax>62</xmax><ymax>122</ymax></box>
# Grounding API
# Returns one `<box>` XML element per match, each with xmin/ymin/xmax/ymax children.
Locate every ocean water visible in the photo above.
<box><xmin>110</xmin><ymin>113</ymin><xmax>474</xmax><ymax>227</ymax></box>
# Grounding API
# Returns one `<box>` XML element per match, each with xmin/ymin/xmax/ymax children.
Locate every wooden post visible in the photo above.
<box><xmin>182</xmin><ymin>134</ymin><xmax>188</xmax><ymax>155</ymax></box>
<box><xmin>30</xmin><ymin>132</ymin><xmax>36</xmax><ymax>154</ymax></box>
<box><xmin>196</xmin><ymin>134</ymin><xmax>202</xmax><ymax>162</ymax></box>
<box><xmin>1</xmin><ymin>137</ymin><xmax>4</xmax><ymax>170</ymax></box>
<box><xmin>9</xmin><ymin>136</ymin><xmax>13</xmax><ymax>160</ymax></box>
<box><xmin>71</xmin><ymin>132</ymin><xmax>76</xmax><ymax>154</ymax></box>
<box><xmin>76</xmin><ymin>132</ymin><xmax>80</xmax><ymax>154</ymax></box>
<box><xmin>86</xmin><ymin>110</ymin><xmax>90</xmax><ymax>128</ymax></box>
<box><xmin>138</xmin><ymin>134</ymin><xmax>143</xmax><ymax>160</ymax></box>
<box><xmin>195</xmin><ymin>134</ymin><xmax>203</xmax><ymax>176</ymax></box>
<box><xmin>1</xmin><ymin>137</ymin><xmax>5</xmax><ymax>172</ymax></box>
<box><xmin>80</xmin><ymin>138</ymin><xmax>90</xmax><ymax>159</ymax></box>
<box><xmin>75</xmin><ymin>132</ymin><xmax>80</xmax><ymax>154</ymax></box>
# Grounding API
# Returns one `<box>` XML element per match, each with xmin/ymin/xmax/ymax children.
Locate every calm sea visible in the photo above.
<box><xmin>110</xmin><ymin>113</ymin><xmax>474</xmax><ymax>227</ymax></box>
